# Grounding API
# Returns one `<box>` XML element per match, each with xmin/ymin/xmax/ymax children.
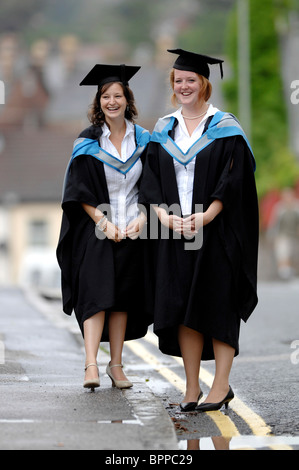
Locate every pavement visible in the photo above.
<box><xmin>0</xmin><ymin>287</ymin><xmax>178</xmax><ymax>451</ymax></box>
<box><xmin>1</xmin><ymin>238</ymin><xmax>298</xmax><ymax>451</ymax></box>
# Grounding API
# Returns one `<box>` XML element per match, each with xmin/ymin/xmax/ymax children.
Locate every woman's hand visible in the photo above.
<box><xmin>104</xmin><ymin>221</ymin><xmax>124</xmax><ymax>243</ymax></box>
<box><xmin>124</xmin><ymin>212</ymin><xmax>147</xmax><ymax>240</ymax></box>
<box><xmin>167</xmin><ymin>215</ymin><xmax>185</xmax><ymax>232</ymax></box>
<box><xmin>155</xmin><ymin>207</ymin><xmax>191</xmax><ymax>236</ymax></box>
<box><xmin>155</xmin><ymin>207</ymin><xmax>183</xmax><ymax>231</ymax></box>
<box><xmin>155</xmin><ymin>206</ymin><xmax>199</xmax><ymax>237</ymax></box>
<box><xmin>176</xmin><ymin>213</ymin><xmax>203</xmax><ymax>238</ymax></box>
<box><xmin>81</xmin><ymin>203</ymin><xmax>123</xmax><ymax>243</ymax></box>
<box><xmin>154</xmin><ymin>200</ymin><xmax>223</xmax><ymax>238</ymax></box>
<box><xmin>179</xmin><ymin>200</ymin><xmax>224</xmax><ymax>237</ymax></box>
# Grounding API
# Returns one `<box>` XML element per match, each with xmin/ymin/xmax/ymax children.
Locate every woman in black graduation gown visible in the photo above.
<box><xmin>57</xmin><ymin>64</ymin><xmax>151</xmax><ymax>391</ymax></box>
<box><xmin>139</xmin><ymin>49</ymin><xmax>259</xmax><ymax>411</ymax></box>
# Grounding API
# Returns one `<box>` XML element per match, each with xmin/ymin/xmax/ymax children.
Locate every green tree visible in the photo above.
<box><xmin>178</xmin><ymin>0</ymin><xmax>235</xmax><ymax>55</ymax></box>
<box><xmin>224</xmin><ymin>0</ymin><xmax>299</xmax><ymax>197</ymax></box>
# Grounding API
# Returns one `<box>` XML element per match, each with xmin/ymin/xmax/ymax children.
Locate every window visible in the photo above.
<box><xmin>28</xmin><ymin>220</ymin><xmax>48</xmax><ymax>246</ymax></box>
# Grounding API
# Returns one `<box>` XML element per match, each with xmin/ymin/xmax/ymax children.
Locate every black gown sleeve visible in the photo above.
<box><xmin>56</xmin><ymin>155</ymin><xmax>108</xmax><ymax>315</ymax></box>
<box><xmin>211</xmin><ymin>135</ymin><xmax>259</xmax><ymax>321</ymax></box>
<box><xmin>138</xmin><ymin>141</ymin><xmax>164</xmax><ymax>207</ymax></box>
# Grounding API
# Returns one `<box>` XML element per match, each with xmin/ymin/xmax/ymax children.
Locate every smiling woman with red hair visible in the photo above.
<box><xmin>169</xmin><ymin>69</ymin><xmax>212</xmax><ymax>107</ymax></box>
<box><xmin>139</xmin><ymin>49</ymin><xmax>259</xmax><ymax>413</ymax></box>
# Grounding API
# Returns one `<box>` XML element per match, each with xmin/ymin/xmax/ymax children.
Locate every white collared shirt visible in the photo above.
<box><xmin>100</xmin><ymin>120</ymin><xmax>142</xmax><ymax>230</ymax></box>
<box><xmin>164</xmin><ymin>104</ymin><xmax>219</xmax><ymax>215</ymax></box>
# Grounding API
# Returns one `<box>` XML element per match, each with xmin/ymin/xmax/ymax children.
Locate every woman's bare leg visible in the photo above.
<box><xmin>83</xmin><ymin>311</ymin><xmax>105</xmax><ymax>381</ymax></box>
<box><xmin>108</xmin><ymin>311</ymin><xmax>129</xmax><ymax>381</ymax></box>
<box><xmin>178</xmin><ymin>325</ymin><xmax>204</xmax><ymax>403</ymax></box>
<box><xmin>204</xmin><ymin>338</ymin><xmax>235</xmax><ymax>403</ymax></box>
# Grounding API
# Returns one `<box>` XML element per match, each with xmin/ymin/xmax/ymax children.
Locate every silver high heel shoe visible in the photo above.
<box><xmin>106</xmin><ymin>362</ymin><xmax>133</xmax><ymax>389</ymax></box>
<box><xmin>83</xmin><ymin>363</ymin><xmax>100</xmax><ymax>391</ymax></box>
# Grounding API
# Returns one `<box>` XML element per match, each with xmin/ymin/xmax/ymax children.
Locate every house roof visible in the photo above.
<box><xmin>0</xmin><ymin>127</ymin><xmax>75</xmax><ymax>203</ymax></box>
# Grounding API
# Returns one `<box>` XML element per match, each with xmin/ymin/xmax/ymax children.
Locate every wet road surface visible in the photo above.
<box><xmin>124</xmin><ymin>279</ymin><xmax>299</xmax><ymax>450</ymax></box>
<box><xmin>0</xmin><ymin>281</ymin><xmax>298</xmax><ymax>451</ymax></box>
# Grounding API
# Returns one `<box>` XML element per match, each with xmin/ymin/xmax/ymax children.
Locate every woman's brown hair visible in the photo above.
<box><xmin>169</xmin><ymin>69</ymin><xmax>212</xmax><ymax>107</ymax></box>
<box><xmin>88</xmin><ymin>82</ymin><xmax>138</xmax><ymax>127</ymax></box>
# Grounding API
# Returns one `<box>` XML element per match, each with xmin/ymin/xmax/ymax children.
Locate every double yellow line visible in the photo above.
<box><xmin>126</xmin><ymin>331</ymin><xmax>292</xmax><ymax>450</ymax></box>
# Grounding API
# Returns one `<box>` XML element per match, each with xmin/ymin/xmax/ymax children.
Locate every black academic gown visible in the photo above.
<box><xmin>139</xmin><ymin>117</ymin><xmax>259</xmax><ymax>360</ymax></box>
<box><xmin>56</xmin><ymin>124</ymin><xmax>152</xmax><ymax>340</ymax></box>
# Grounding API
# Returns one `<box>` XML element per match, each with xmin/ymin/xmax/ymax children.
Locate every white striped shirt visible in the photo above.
<box><xmin>100</xmin><ymin>120</ymin><xmax>142</xmax><ymax>230</ymax></box>
<box><xmin>164</xmin><ymin>104</ymin><xmax>219</xmax><ymax>215</ymax></box>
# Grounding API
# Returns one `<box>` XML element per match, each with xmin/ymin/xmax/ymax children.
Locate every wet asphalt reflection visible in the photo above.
<box><xmin>123</xmin><ymin>321</ymin><xmax>299</xmax><ymax>451</ymax></box>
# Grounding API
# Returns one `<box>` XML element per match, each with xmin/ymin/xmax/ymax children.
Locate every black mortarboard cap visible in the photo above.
<box><xmin>79</xmin><ymin>64</ymin><xmax>141</xmax><ymax>88</ymax></box>
<box><xmin>167</xmin><ymin>49</ymin><xmax>224</xmax><ymax>80</ymax></box>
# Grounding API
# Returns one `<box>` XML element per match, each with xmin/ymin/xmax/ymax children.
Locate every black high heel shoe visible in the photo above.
<box><xmin>180</xmin><ymin>391</ymin><xmax>203</xmax><ymax>412</ymax></box>
<box><xmin>195</xmin><ymin>386</ymin><xmax>234</xmax><ymax>412</ymax></box>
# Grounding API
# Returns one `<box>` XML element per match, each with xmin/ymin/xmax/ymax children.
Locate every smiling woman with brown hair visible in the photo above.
<box><xmin>88</xmin><ymin>80</ymin><xmax>138</xmax><ymax>127</ymax></box>
<box><xmin>57</xmin><ymin>64</ymin><xmax>151</xmax><ymax>392</ymax></box>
